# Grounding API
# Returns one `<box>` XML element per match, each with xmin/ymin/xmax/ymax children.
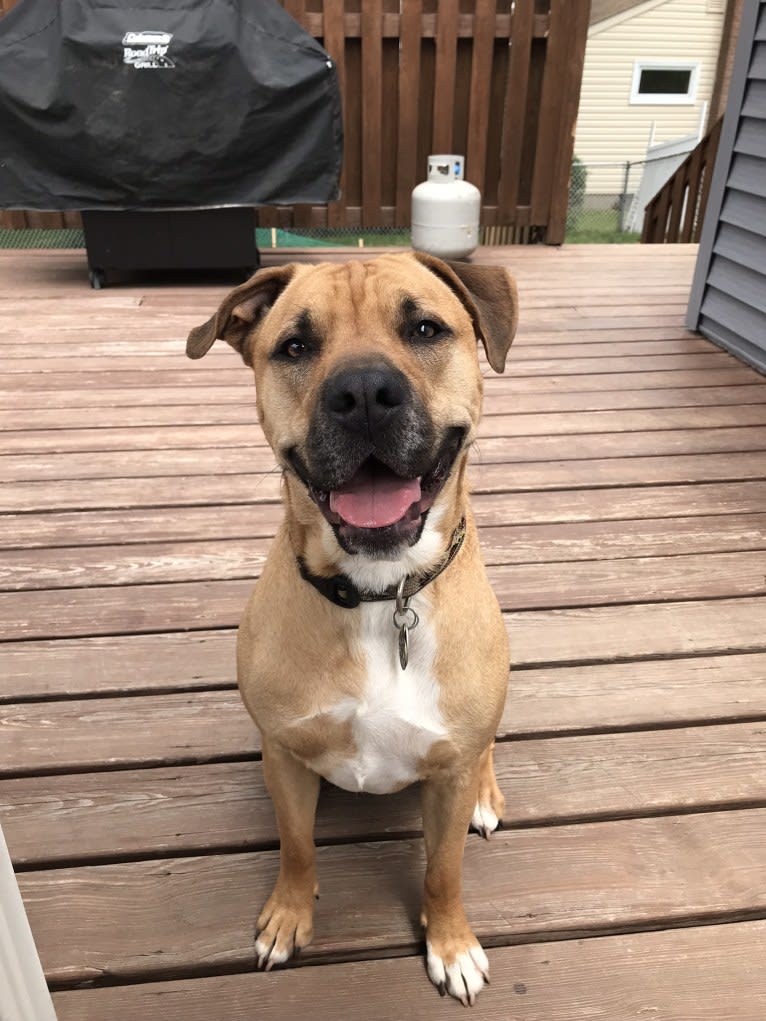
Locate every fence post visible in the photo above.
<box><xmin>618</xmin><ymin>161</ymin><xmax>631</xmax><ymax>233</ymax></box>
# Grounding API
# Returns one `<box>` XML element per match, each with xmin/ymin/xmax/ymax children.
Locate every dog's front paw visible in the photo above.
<box><xmin>470</xmin><ymin>797</ymin><xmax>503</xmax><ymax>839</ymax></box>
<box><xmin>426</xmin><ymin>931</ymin><xmax>489</xmax><ymax>1006</ymax></box>
<box><xmin>470</xmin><ymin>771</ymin><xmax>505</xmax><ymax>839</ymax></box>
<box><xmin>255</xmin><ymin>885</ymin><xmax>314</xmax><ymax>970</ymax></box>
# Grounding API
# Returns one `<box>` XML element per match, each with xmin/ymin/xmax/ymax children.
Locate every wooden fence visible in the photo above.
<box><xmin>642</xmin><ymin>118</ymin><xmax>723</xmax><ymax>244</ymax></box>
<box><xmin>0</xmin><ymin>0</ymin><xmax>590</xmax><ymax>244</ymax></box>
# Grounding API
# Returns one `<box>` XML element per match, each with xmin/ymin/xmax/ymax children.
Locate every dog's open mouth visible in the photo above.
<box><xmin>291</xmin><ymin>428</ymin><xmax>465</xmax><ymax>550</ymax></box>
<box><xmin>328</xmin><ymin>461</ymin><xmax>423</xmax><ymax>529</ymax></box>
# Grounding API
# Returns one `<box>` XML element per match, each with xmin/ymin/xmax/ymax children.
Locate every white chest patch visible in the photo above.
<box><xmin>321</xmin><ymin>598</ymin><xmax>447</xmax><ymax>794</ymax></box>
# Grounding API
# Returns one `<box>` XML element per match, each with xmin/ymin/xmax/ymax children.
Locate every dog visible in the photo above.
<box><xmin>186</xmin><ymin>251</ymin><xmax>518</xmax><ymax>1005</ymax></box>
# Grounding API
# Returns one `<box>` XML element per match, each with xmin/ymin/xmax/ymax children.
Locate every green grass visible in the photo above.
<box><xmin>566</xmin><ymin>209</ymin><xmax>641</xmax><ymax>244</ymax></box>
<box><xmin>255</xmin><ymin>228</ymin><xmax>411</xmax><ymax>248</ymax></box>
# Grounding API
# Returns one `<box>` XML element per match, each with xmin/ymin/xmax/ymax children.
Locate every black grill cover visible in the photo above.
<box><xmin>0</xmin><ymin>0</ymin><xmax>342</xmax><ymax>209</ymax></box>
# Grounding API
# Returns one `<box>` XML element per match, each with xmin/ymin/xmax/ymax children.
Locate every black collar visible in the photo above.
<box><xmin>296</xmin><ymin>517</ymin><xmax>467</xmax><ymax>609</ymax></box>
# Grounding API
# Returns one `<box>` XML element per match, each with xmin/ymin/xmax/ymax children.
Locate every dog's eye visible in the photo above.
<box><xmin>413</xmin><ymin>320</ymin><xmax>443</xmax><ymax>341</ymax></box>
<box><xmin>277</xmin><ymin>338</ymin><xmax>308</xmax><ymax>360</ymax></box>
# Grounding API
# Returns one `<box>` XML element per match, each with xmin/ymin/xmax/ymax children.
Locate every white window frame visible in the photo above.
<box><xmin>630</xmin><ymin>60</ymin><xmax>701</xmax><ymax>105</ymax></box>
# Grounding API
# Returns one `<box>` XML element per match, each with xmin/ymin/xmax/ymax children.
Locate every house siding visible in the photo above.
<box><xmin>687</xmin><ymin>0</ymin><xmax>766</xmax><ymax>374</ymax></box>
<box><xmin>575</xmin><ymin>0</ymin><xmax>725</xmax><ymax>194</ymax></box>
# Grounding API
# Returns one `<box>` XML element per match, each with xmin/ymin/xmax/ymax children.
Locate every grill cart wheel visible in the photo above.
<box><xmin>89</xmin><ymin>268</ymin><xmax>106</xmax><ymax>289</ymax></box>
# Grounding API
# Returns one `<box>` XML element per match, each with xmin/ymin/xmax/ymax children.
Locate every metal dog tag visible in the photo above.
<box><xmin>393</xmin><ymin>580</ymin><xmax>419</xmax><ymax>671</ymax></box>
<box><xmin>398</xmin><ymin>624</ymin><xmax>410</xmax><ymax>670</ymax></box>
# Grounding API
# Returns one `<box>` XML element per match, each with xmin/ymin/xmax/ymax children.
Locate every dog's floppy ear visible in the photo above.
<box><xmin>412</xmin><ymin>252</ymin><xmax>519</xmax><ymax>373</ymax></box>
<box><xmin>186</xmin><ymin>264</ymin><xmax>297</xmax><ymax>363</ymax></box>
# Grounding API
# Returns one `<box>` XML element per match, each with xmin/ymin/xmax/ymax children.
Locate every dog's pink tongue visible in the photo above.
<box><xmin>329</xmin><ymin>463</ymin><xmax>421</xmax><ymax>528</ymax></box>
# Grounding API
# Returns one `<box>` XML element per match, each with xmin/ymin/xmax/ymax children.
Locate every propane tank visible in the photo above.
<box><xmin>411</xmin><ymin>155</ymin><xmax>481</xmax><ymax>260</ymax></box>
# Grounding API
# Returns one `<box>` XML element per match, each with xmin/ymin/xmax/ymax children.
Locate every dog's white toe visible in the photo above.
<box><xmin>427</xmin><ymin>940</ymin><xmax>489</xmax><ymax>1006</ymax></box>
<box><xmin>470</xmin><ymin>800</ymin><xmax>500</xmax><ymax>839</ymax></box>
<box><xmin>255</xmin><ymin>936</ymin><xmax>290</xmax><ymax>971</ymax></box>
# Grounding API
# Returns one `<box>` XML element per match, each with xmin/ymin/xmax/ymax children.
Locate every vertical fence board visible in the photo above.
<box><xmin>530</xmin><ymin>0</ymin><xmax>569</xmax><ymax>226</ymax></box>
<box><xmin>432</xmin><ymin>0</ymin><xmax>460</xmax><ymax>153</ymax></box>
<box><xmin>323</xmin><ymin>0</ymin><xmax>348</xmax><ymax>228</ymax></box>
<box><xmin>395</xmin><ymin>0</ymin><xmax>423</xmax><ymax>225</ymax></box>
<box><xmin>465</xmin><ymin>0</ymin><xmax>497</xmax><ymax>193</ymax></box>
<box><xmin>361</xmin><ymin>0</ymin><xmax>383</xmax><ymax>226</ymax></box>
<box><xmin>546</xmin><ymin>0</ymin><xmax>590</xmax><ymax>244</ymax></box>
<box><xmin>381</xmin><ymin>31</ymin><xmax>400</xmax><ymax>218</ymax></box>
<box><xmin>282</xmin><ymin>0</ymin><xmax>306</xmax><ymax>20</ymax></box>
<box><xmin>496</xmin><ymin>0</ymin><xmax>535</xmax><ymax>223</ymax></box>
<box><xmin>666</xmin><ymin>162</ymin><xmax>688</xmax><ymax>242</ymax></box>
<box><xmin>680</xmin><ymin>145</ymin><xmax>703</xmax><ymax>243</ymax></box>
<box><xmin>694</xmin><ymin>119</ymin><xmax>723</xmax><ymax>243</ymax></box>
<box><xmin>0</xmin><ymin>1</ymin><xmax>590</xmax><ymax>243</ymax></box>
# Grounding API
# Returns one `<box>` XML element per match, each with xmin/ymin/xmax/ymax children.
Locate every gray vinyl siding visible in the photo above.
<box><xmin>687</xmin><ymin>0</ymin><xmax>766</xmax><ymax>373</ymax></box>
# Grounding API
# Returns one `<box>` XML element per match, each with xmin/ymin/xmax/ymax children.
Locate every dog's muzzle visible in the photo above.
<box><xmin>286</xmin><ymin>360</ymin><xmax>467</xmax><ymax>555</ymax></box>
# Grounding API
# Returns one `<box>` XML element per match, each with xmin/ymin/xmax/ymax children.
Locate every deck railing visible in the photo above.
<box><xmin>641</xmin><ymin>118</ymin><xmax>723</xmax><ymax>244</ymax></box>
<box><xmin>0</xmin><ymin>0</ymin><xmax>590</xmax><ymax>243</ymax></box>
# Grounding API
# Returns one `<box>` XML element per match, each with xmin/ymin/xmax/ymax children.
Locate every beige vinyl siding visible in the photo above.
<box><xmin>575</xmin><ymin>0</ymin><xmax>725</xmax><ymax>194</ymax></box>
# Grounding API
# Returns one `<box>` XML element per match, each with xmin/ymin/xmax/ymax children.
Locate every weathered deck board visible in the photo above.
<box><xmin>7</xmin><ymin>452</ymin><xmax>766</xmax><ymax>517</ymax></box>
<box><xmin>2</xmin><ymin>245</ymin><xmax>765</xmax><ymax>1017</ymax></box>
<box><xmin>19</xmin><ymin>810</ymin><xmax>766</xmax><ymax>985</ymax></box>
<box><xmin>2</xmin><ymin>600</ymin><xmax>766</xmax><ymax>701</ymax></box>
<box><xmin>5</xmin><ymin>404</ymin><xmax>766</xmax><ymax>454</ymax></box>
<box><xmin>3</xmin><ymin>656</ymin><xmax>766</xmax><ymax>778</ymax></box>
<box><xmin>50</xmin><ymin>920</ymin><xmax>766</xmax><ymax>1021</ymax></box>
<box><xmin>5</xmin><ymin>483</ymin><xmax>766</xmax><ymax>550</ymax></box>
<box><xmin>3</xmin><ymin>514</ymin><xmax>765</xmax><ymax>589</ymax></box>
<box><xmin>1</xmin><ymin>382</ymin><xmax>764</xmax><ymax>415</ymax></box>
<box><xmin>3</xmin><ymin>412</ymin><xmax>766</xmax><ymax>455</ymax></box>
<box><xmin>4</xmin><ymin>722</ymin><xmax>766</xmax><ymax>866</ymax></box>
<box><xmin>0</xmin><ymin>336</ymin><xmax>722</xmax><ymax>360</ymax></box>
<box><xmin>3</xmin><ymin>551</ymin><xmax>766</xmax><ymax>640</ymax></box>
<box><xmin>3</xmin><ymin>453</ymin><xmax>766</xmax><ymax>508</ymax></box>
<box><xmin>1</xmin><ymin>366</ymin><xmax>759</xmax><ymax>391</ymax></box>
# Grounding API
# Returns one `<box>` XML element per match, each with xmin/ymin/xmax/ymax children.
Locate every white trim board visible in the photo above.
<box><xmin>0</xmin><ymin>826</ymin><xmax>57</xmax><ymax>1021</ymax></box>
<box><xmin>589</xmin><ymin>0</ymin><xmax>671</xmax><ymax>37</ymax></box>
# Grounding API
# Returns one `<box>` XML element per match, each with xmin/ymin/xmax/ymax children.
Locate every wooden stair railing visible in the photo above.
<box><xmin>641</xmin><ymin>117</ymin><xmax>723</xmax><ymax>244</ymax></box>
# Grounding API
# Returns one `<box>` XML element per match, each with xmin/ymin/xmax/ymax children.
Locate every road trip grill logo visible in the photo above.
<box><xmin>122</xmin><ymin>31</ymin><xmax>175</xmax><ymax>69</ymax></box>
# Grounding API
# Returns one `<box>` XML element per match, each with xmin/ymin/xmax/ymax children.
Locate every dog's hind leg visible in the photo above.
<box><xmin>255</xmin><ymin>737</ymin><xmax>320</xmax><ymax>970</ymax></box>
<box><xmin>420</xmin><ymin>762</ymin><xmax>489</xmax><ymax>1005</ymax></box>
<box><xmin>470</xmin><ymin>741</ymin><xmax>505</xmax><ymax>839</ymax></box>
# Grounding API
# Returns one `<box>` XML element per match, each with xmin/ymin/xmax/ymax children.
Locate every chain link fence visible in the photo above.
<box><xmin>565</xmin><ymin>158</ymin><xmax>647</xmax><ymax>243</ymax></box>
<box><xmin>0</xmin><ymin>224</ymin><xmax>539</xmax><ymax>251</ymax></box>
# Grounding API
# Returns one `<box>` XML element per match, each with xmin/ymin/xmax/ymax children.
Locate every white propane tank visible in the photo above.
<box><xmin>411</xmin><ymin>154</ymin><xmax>481</xmax><ymax>259</ymax></box>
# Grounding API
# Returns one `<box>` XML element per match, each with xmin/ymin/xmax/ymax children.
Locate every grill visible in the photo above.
<box><xmin>0</xmin><ymin>0</ymin><xmax>342</xmax><ymax>285</ymax></box>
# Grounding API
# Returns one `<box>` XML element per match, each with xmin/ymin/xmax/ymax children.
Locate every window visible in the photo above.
<box><xmin>630</xmin><ymin>61</ymin><xmax>700</xmax><ymax>104</ymax></box>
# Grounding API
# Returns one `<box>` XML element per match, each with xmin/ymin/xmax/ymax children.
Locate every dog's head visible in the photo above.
<box><xmin>186</xmin><ymin>253</ymin><xmax>517</xmax><ymax>558</ymax></box>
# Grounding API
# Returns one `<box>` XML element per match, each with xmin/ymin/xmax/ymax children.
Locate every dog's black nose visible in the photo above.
<box><xmin>324</xmin><ymin>363</ymin><xmax>409</xmax><ymax>436</ymax></box>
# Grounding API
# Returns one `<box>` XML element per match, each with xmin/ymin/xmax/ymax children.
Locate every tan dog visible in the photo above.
<box><xmin>186</xmin><ymin>252</ymin><xmax>517</xmax><ymax>1005</ymax></box>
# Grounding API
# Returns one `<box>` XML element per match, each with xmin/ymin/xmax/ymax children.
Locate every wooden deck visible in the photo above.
<box><xmin>1</xmin><ymin>244</ymin><xmax>766</xmax><ymax>1019</ymax></box>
